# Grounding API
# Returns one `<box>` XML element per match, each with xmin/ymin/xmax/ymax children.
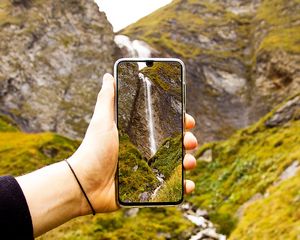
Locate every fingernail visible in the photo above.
<box><xmin>102</xmin><ymin>73</ymin><xmax>112</xmax><ymax>86</ymax></box>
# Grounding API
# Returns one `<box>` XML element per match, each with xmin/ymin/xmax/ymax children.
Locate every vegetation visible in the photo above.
<box><xmin>121</xmin><ymin>0</ymin><xmax>203</xmax><ymax>58</ymax></box>
<box><xmin>229</xmin><ymin>172</ymin><xmax>300</xmax><ymax>240</ymax></box>
<box><xmin>40</xmin><ymin>207</ymin><xmax>194</xmax><ymax>240</ymax></box>
<box><xmin>141</xmin><ymin>62</ymin><xmax>182</xmax><ymax>97</ymax></box>
<box><xmin>0</xmin><ymin>117</ymin><xmax>79</xmax><ymax>176</ymax></box>
<box><xmin>150</xmin><ymin>134</ymin><xmax>182</xmax><ymax>180</ymax></box>
<box><xmin>153</xmin><ymin>165</ymin><xmax>183</xmax><ymax>203</ymax></box>
<box><xmin>118</xmin><ymin>134</ymin><xmax>159</xmax><ymax>202</ymax></box>
<box><xmin>255</xmin><ymin>0</ymin><xmax>300</xmax><ymax>54</ymax></box>
<box><xmin>0</xmin><ymin>114</ymin><xmax>19</xmax><ymax>132</ymax></box>
<box><xmin>188</xmin><ymin>95</ymin><xmax>300</xmax><ymax>236</ymax></box>
<box><xmin>121</xmin><ymin>0</ymin><xmax>253</xmax><ymax>61</ymax></box>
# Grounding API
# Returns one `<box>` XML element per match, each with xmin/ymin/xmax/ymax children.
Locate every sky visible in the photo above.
<box><xmin>95</xmin><ymin>0</ymin><xmax>172</xmax><ymax>32</ymax></box>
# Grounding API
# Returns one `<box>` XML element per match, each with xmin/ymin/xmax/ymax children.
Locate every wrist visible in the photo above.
<box><xmin>66</xmin><ymin>156</ymin><xmax>94</xmax><ymax>216</ymax></box>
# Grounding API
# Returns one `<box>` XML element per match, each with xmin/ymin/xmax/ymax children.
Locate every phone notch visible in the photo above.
<box><xmin>146</xmin><ymin>61</ymin><xmax>154</xmax><ymax>67</ymax></box>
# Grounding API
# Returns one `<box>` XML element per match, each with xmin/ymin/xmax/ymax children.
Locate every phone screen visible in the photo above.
<box><xmin>116</xmin><ymin>59</ymin><xmax>184</xmax><ymax>206</ymax></box>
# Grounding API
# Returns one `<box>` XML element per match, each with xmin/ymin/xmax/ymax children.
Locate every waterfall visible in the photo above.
<box><xmin>139</xmin><ymin>73</ymin><xmax>157</xmax><ymax>156</ymax></box>
<box><xmin>114</xmin><ymin>35</ymin><xmax>151</xmax><ymax>58</ymax></box>
<box><xmin>114</xmin><ymin>34</ymin><xmax>152</xmax><ymax>69</ymax></box>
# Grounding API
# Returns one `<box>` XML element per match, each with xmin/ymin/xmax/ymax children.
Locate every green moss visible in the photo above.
<box><xmin>188</xmin><ymin>94</ymin><xmax>300</xmax><ymax>235</ymax></box>
<box><xmin>141</xmin><ymin>61</ymin><xmax>181</xmax><ymax>96</ymax></box>
<box><xmin>0</xmin><ymin>114</ymin><xmax>19</xmax><ymax>132</ymax></box>
<box><xmin>258</xmin><ymin>26</ymin><xmax>300</xmax><ymax>53</ymax></box>
<box><xmin>255</xmin><ymin>0</ymin><xmax>300</xmax><ymax>54</ymax></box>
<box><xmin>39</xmin><ymin>207</ymin><xmax>194</xmax><ymax>240</ymax></box>
<box><xmin>118</xmin><ymin>134</ymin><xmax>158</xmax><ymax>202</ymax></box>
<box><xmin>150</xmin><ymin>134</ymin><xmax>182</xmax><ymax>180</ymax></box>
<box><xmin>121</xmin><ymin>0</ymin><xmax>204</xmax><ymax>58</ymax></box>
<box><xmin>152</xmin><ymin>165</ymin><xmax>183</xmax><ymax>203</ymax></box>
<box><xmin>229</xmin><ymin>172</ymin><xmax>300</xmax><ymax>240</ymax></box>
<box><xmin>0</xmin><ymin>131</ymin><xmax>79</xmax><ymax>176</ymax></box>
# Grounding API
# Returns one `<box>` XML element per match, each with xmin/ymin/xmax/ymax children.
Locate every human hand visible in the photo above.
<box><xmin>69</xmin><ymin>73</ymin><xmax>198</xmax><ymax>215</ymax></box>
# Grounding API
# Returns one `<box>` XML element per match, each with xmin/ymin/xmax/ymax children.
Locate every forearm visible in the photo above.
<box><xmin>16</xmin><ymin>160</ymin><xmax>89</xmax><ymax>237</ymax></box>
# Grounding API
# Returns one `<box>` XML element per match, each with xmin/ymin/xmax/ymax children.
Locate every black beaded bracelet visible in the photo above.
<box><xmin>65</xmin><ymin>159</ymin><xmax>96</xmax><ymax>215</ymax></box>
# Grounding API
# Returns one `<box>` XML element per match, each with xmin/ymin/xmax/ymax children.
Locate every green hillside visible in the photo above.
<box><xmin>118</xmin><ymin>134</ymin><xmax>159</xmax><ymax>202</ymax></box>
<box><xmin>0</xmin><ymin>115</ymin><xmax>79</xmax><ymax>176</ymax></box>
<box><xmin>188</xmin><ymin>94</ymin><xmax>300</xmax><ymax>237</ymax></box>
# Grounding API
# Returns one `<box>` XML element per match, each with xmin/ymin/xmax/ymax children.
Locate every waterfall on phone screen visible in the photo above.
<box><xmin>139</xmin><ymin>73</ymin><xmax>157</xmax><ymax>156</ymax></box>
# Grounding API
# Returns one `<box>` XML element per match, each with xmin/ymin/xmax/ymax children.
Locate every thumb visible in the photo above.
<box><xmin>89</xmin><ymin>73</ymin><xmax>116</xmax><ymax>129</ymax></box>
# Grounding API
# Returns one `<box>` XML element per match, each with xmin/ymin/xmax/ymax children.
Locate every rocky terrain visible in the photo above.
<box><xmin>0</xmin><ymin>0</ymin><xmax>120</xmax><ymax>139</ymax></box>
<box><xmin>122</xmin><ymin>0</ymin><xmax>300</xmax><ymax>143</ymax></box>
<box><xmin>0</xmin><ymin>0</ymin><xmax>299</xmax><ymax>239</ymax></box>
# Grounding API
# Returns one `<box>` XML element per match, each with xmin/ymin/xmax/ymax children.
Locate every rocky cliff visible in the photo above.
<box><xmin>121</xmin><ymin>0</ymin><xmax>300</xmax><ymax>143</ymax></box>
<box><xmin>0</xmin><ymin>0</ymin><xmax>120</xmax><ymax>139</ymax></box>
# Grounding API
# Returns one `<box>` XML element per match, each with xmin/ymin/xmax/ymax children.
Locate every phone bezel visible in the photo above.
<box><xmin>114</xmin><ymin>58</ymin><xmax>186</xmax><ymax>207</ymax></box>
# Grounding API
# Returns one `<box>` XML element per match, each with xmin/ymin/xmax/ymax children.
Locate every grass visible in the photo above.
<box><xmin>188</xmin><ymin>94</ymin><xmax>300</xmax><ymax>236</ymax></box>
<box><xmin>39</xmin><ymin>207</ymin><xmax>194</xmax><ymax>240</ymax></box>
<box><xmin>229</xmin><ymin>172</ymin><xmax>300</xmax><ymax>240</ymax></box>
<box><xmin>152</xmin><ymin>165</ymin><xmax>183</xmax><ymax>203</ymax></box>
<box><xmin>121</xmin><ymin>0</ymin><xmax>204</xmax><ymax>58</ymax></box>
<box><xmin>0</xmin><ymin>131</ymin><xmax>79</xmax><ymax>176</ymax></box>
<box><xmin>258</xmin><ymin>26</ymin><xmax>300</xmax><ymax>54</ymax></box>
<box><xmin>255</xmin><ymin>0</ymin><xmax>300</xmax><ymax>54</ymax></box>
<box><xmin>0</xmin><ymin>113</ymin><xmax>79</xmax><ymax>176</ymax></box>
<box><xmin>150</xmin><ymin>134</ymin><xmax>182</xmax><ymax>180</ymax></box>
<box><xmin>118</xmin><ymin>134</ymin><xmax>159</xmax><ymax>202</ymax></box>
<box><xmin>0</xmin><ymin>116</ymin><xmax>193</xmax><ymax>239</ymax></box>
<box><xmin>0</xmin><ymin>114</ymin><xmax>19</xmax><ymax>132</ymax></box>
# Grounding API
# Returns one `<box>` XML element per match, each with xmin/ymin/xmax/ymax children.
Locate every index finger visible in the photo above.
<box><xmin>185</xmin><ymin>113</ymin><xmax>195</xmax><ymax>130</ymax></box>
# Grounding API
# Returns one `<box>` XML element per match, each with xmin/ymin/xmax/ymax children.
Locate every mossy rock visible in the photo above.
<box><xmin>141</xmin><ymin>61</ymin><xmax>182</xmax><ymax>99</ymax></box>
<box><xmin>229</xmin><ymin>171</ymin><xmax>300</xmax><ymax>240</ymax></box>
<box><xmin>118</xmin><ymin>134</ymin><xmax>159</xmax><ymax>202</ymax></box>
<box><xmin>152</xmin><ymin>165</ymin><xmax>183</xmax><ymax>203</ymax></box>
<box><xmin>150</xmin><ymin>134</ymin><xmax>182</xmax><ymax>180</ymax></box>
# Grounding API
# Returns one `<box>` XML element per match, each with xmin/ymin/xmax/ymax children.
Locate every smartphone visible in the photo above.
<box><xmin>114</xmin><ymin>58</ymin><xmax>186</xmax><ymax>207</ymax></box>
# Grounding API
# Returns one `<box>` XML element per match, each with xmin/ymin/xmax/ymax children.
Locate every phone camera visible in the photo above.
<box><xmin>146</xmin><ymin>61</ymin><xmax>154</xmax><ymax>67</ymax></box>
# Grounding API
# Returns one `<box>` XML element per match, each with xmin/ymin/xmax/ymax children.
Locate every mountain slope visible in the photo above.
<box><xmin>122</xmin><ymin>0</ymin><xmax>300</xmax><ymax>142</ymax></box>
<box><xmin>0</xmin><ymin>0</ymin><xmax>120</xmax><ymax>139</ymax></box>
<box><xmin>188</xmin><ymin>94</ymin><xmax>300</xmax><ymax>236</ymax></box>
<box><xmin>0</xmin><ymin>114</ymin><xmax>79</xmax><ymax>176</ymax></box>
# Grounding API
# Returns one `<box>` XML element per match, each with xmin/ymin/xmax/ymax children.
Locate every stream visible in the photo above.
<box><xmin>150</xmin><ymin>169</ymin><xmax>165</xmax><ymax>200</ymax></box>
<box><xmin>181</xmin><ymin>202</ymin><xmax>227</xmax><ymax>240</ymax></box>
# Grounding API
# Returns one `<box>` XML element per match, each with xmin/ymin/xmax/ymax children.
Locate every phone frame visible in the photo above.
<box><xmin>114</xmin><ymin>58</ymin><xmax>186</xmax><ymax>207</ymax></box>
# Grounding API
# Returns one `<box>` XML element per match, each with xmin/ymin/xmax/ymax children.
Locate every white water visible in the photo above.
<box><xmin>151</xmin><ymin>173</ymin><xmax>164</xmax><ymax>200</ymax></box>
<box><xmin>139</xmin><ymin>72</ymin><xmax>157</xmax><ymax>156</ymax></box>
<box><xmin>114</xmin><ymin>35</ymin><xmax>152</xmax><ymax>69</ymax></box>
